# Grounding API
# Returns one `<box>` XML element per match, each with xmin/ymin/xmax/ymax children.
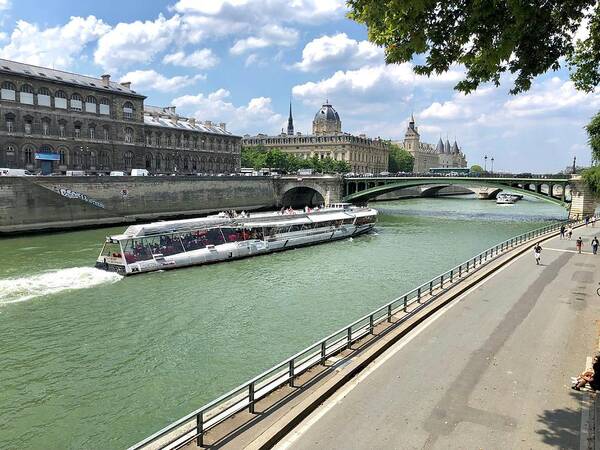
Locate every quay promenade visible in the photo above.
<box><xmin>273</xmin><ymin>224</ymin><xmax>600</xmax><ymax>450</ymax></box>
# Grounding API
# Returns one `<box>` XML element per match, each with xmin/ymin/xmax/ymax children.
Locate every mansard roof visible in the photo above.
<box><xmin>0</xmin><ymin>58</ymin><xmax>145</xmax><ymax>98</ymax></box>
<box><xmin>143</xmin><ymin>106</ymin><xmax>234</xmax><ymax>136</ymax></box>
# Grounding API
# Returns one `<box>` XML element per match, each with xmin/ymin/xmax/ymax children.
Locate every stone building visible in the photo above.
<box><xmin>0</xmin><ymin>58</ymin><xmax>241</xmax><ymax>175</ymax></box>
<box><xmin>243</xmin><ymin>101</ymin><xmax>389</xmax><ymax>174</ymax></box>
<box><xmin>395</xmin><ymin>115</ymin><xmax>467</xmax><ymax>172</ymax></box>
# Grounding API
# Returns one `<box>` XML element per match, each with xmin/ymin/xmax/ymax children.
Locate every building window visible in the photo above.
<box><xmin>90</xmin><ymin>151</ymin><xmax>97</xmax><ymax>168</ymax></box>
<box><xmin>5</xmin><ymin>114</ymin><xmax>14</xmax><ymax>132</ymax></box>
<box><xmin>123</xmin><ymin>102</ymin><xmax>134</xmax><ymax>120</ymax></box>
<box><xmin>1</xmin><ymin>81</ymin><xmax>16</xmax><ymax>101</ymax></box>
<box><xmin>70</xmin><ymin>93</ymin><xmax>82</xmax><ymax>111</ymax></box>
<box><xmin>166</xmin><ymin>134</ymin><xmax>172</xmax><ymax>147</ymax></box>
<box><xmin>103</xmin><ymin>126</ymin><xmax>109</xmax><ymax>141</ymax></box>
<box><xmin>146</xmin><ymin>133</ymin><xmax>152</xmax><ymax>146</ymax></box>
<box><xmin>42</xmin><ymin>119</ymin><xmax>50</xmax><ymax>136</ymax></box>
<box><xmin>89</xmin><ymin>126</ymin><xmax>95</xmax><ymax>140</ymax></box>
<box><xmin>183</xmin><ymin>156</ymin><xmax>189</xmax><ymax>170</ymax></box>
<box><xmin>155</xmin><ymin>134</ymin><xmax>161</xmax><ymax>147</ymax></box>
<box><xmin>24</xmin><ymin>146</ymin><xmax>33</xmax><ymax>164</ymax></box>
<box><xmin>59</xmin><ymin>148</ymin><xmax>66</xmax><ymax>165</ymax></box>
<box><xmin>99</xmin><ymin>98</ymin><xmax>110</xmax><ymax>115</ymax></box>
<box><xmin>124</xmin><ymin>151</ymin><xmax>134</xmax><ymax>169</ymax></box>
<box><xmin>55</xmin><ymin>90</ymin><xmax>67</xmax><ymax>109</ymax></box>
<box><xmin>19</xmin><ymin>84</ymin><xmax>34</xmax><ymax>105</ymax></box>
<box><xmin>124</xmin><ymin>127</ymin><xmax>133</xmax><ymax>144</ymax></box>
<box><xmin>24</xmin><ymin>118</ymin><xmax>32</xmax><ymax>135</ymax></box>
<box><xmin>38</xmin><ymin>87</ymin><xmax>51</xmax><ymax>107</ymax></box>
<box><xmin>58</xmin><ymin>122</ymin><xmax>66</xmax><ymax>138</ymax></box>
<box><xmin>145</xmin><ymin>154</ymin><xmax>152</xmax><ymax>170</ymax></box>
<box><xmin>192</xmin><ymin>158</ymin><xmax>198</xmax><ymax>171</ymax></box>
<box><xmin>85</xmin><ymin>96</ymin><xmax>97</xmax><ymax>113</ymax></box>
<box><xmin>74</xmin><ymin>123</ymin><xmax>81</xmax><ymax>138</ymax></box>
<box><xmin>155</xmin><ymin>153</ymin><xmax>162</xmax><ymax>170</ymax></box>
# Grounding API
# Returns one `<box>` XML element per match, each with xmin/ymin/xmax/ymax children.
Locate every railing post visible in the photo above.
<box><xmin>459</xmin><ymin>265</ymin><xmax>462</xmax><ymax>277</ymax></box>
<box><xmin>403</xmin><ymin>295</ymin><xmax>408</xmax><ymax>311</ymax></box>
<box><xmin>289</xmin><ymin>360</ymin><xmax>295</xmax><ymax>387</ymax></box>
<box><xmin>387</xmin><ymin>304</ymin><xmax>392</xmax><ymax>322</ymax></box>
<box><xmin>429</xmin><ymin>280</ymin><xmax>433</xmax><ymax>295</ymax></box>
<box><xmin>450</xmin><ymin>269</ymin><xmax>453</xmax><ymax>282</ymax></box>
<box><xmin>466</xmin><ymin>261</ymin><xmax>470</xmax><ymax>271</ymax></box>
<box><xmin>479</xmin><ymin>254</ymin><xmax>482</xmax><ymax>264</ymax></box>
<box><xmin>321</xmin><ymin>341</ymin><xmax>326</xmax><ymax>364</ymax></box>
<box><xmin>417</xmin><ymin>287</ymin><xmax>421</xmax><ymax>303</ymax></box>
<box><xmin>369</xmin><ymin>314</ymin><xmax>374</xmax><ymax>334</ymax></box>
<box><xmin>347</xmin><ymin>327</ymin><xmax>352</xmax><ymax>348</ymax></box>
<box><xmin>196</xmin><ymin>412</ymin><xmax>204</xmax><ymax>446</ymax></box>
<box><xmin>440</xmin><ymin>275</ymin><xmax>444</xmax><ymax>289</ymax></box>
<box><xmin>249</xmin><ymin>383</ymin><xmax>255</xmax><ymax>413</ymax></box>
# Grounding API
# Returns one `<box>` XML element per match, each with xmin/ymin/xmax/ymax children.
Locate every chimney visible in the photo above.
<box><xmin>120</xmin><ymin>81</ymin><xmax>131</xmax><ymax>89</ymax></box>
<box><xmin>205</xmin><ymin>120</ymin><xmax>212</xmax><ymax>126</ymax></box>
<box><xmin>219</xmin><ymin>122</ymin><xmax>226</xmax><ymax>131</ymax></box>
<box><xmin>168</xmin><ymin>106</ymin><xmax>176</xmax><ymax>116</ymax></box>
<box><xmin>189</xmin><ymin>117</ymin><xmax>196</xmax><ymax>126</ymax></box>
<box><xmin>101</xmin><ymin>74</ymin><xmax>111</xmax><ymax>87</ymax></box>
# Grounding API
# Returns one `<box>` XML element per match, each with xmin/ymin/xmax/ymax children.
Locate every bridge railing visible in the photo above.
<box><xmin>128</xmin><ymin>219</ymin><xmax>579</xmax><ymax>450</ymax></box>
<box><xmin>344</xmin><ymin>173</ymin><xmax>571</xmax><ymax>179</ymax></box>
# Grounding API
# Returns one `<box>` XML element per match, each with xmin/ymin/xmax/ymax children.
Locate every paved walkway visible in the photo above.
<box><xmin>275</xmin><ymin>225</ymin><xmax>600</xmax><ymax>450</ymax></box>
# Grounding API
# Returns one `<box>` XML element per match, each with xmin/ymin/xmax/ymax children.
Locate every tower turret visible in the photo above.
<box><xmin>287</xmin><ymin>101</ymin><xmax>294</xmax><ymax>135</ymax></box>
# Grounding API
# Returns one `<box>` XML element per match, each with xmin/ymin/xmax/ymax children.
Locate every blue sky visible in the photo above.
<box><xmin>0</xmin><ymin>0</ymin><xmax>597</xmax><ymax>173</ymax></box>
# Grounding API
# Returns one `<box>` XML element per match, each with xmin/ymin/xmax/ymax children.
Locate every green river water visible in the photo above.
<box><xmin>0</xmin><ymin>196</ymin><xmax>568</xmax><ymax>449</ymax></box>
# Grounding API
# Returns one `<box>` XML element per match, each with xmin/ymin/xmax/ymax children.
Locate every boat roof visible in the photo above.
<box><xmin>108</xmin><ymin>206</ymin><xmax>377</xmax><ymax>240</ymax></box>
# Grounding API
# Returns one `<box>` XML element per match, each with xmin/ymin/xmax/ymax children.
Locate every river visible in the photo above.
<box><xmin>0</xmin><ymin>196</ymin><xmax>568</xmax><ymax>449</ymax></box>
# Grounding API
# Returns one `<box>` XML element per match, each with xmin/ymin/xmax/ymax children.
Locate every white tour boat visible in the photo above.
<box><xmin>496</xmin><ymin>192</ymin><xmax>521</xmax><ymax>205</ymax></box>
<box><xmin>95</xmin><ymin>204</ymin><xmax>377</xmax><ymax>275</ymax></box>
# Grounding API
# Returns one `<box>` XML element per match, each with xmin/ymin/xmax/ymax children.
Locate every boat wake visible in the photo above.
<box><xmin>0</xmin><ymin>267</ymin><xmax>122</xmax><ymax>305</ymax></box>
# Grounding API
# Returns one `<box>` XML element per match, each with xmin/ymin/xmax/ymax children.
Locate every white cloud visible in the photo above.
<box><xmin>94</xmin><ymin>14</ymin><xmax>181</xmax><ymax>71</ymax></box>
<box><xmin>230</xmin><ymin>24</ymin><xmax>298</xmax><ymax>55</ymax></box>
<box><xmin>173</xmin><ymin>0</ymin><xmax>346</xmax><ymax>25</ymax></box>
<box><xmin>0</xmin><ymin>16</ymin><xmax>110</xmax><ymax>69</ymax></box>
<box><xmin>0</xmin><ymin>0</ymin><xmax>10</xmax><ymax>10</ymax></box>
<box><xmin>162</xmin><ymin>49</ymin><xmax>219</xmax><ymax>69</ymax></box>
<box><xmin>503</xmin><ymin>77</ymin><xmax>600</xmax><ymax>117</ymax></box>
<box><xmin>293</xmin><ymin>33</ymin><xmax>383</xmax><ymax>72</ymax></box>
<box><xmin>172</xmin><ymin>89</ymin><xmax>282</xmax><ymax>133</ymax></box>
<box><xmin>293</xmin><ymin>63</ymin><xmax>463</xmax><ymax>102</ymax></box>
<box><xmin>121</xmin><ymin>70</ymin><xmax>204</xmax><ymax>93</ymax></box>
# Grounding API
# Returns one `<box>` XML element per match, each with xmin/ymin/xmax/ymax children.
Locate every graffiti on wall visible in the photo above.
<box><xmin>53</xmin><ymin>187</ymin><xmax>105</xmax><ymax>209</ymax></box>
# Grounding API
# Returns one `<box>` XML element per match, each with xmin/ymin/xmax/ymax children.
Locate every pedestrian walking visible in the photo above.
<box><xmin>534</xmin><ymin>243</ymin><xmax>542</xmax><ymax>265</ymax></box>
<box><xmin>593</xmin><ymin>237</ymin><xmax>599</xmax><ymax>255</ymax></box>
<box><xmin>560</xmin><ymin>224</ymin><xmax>566</xmax><ymax>239</ymax></box>
<box><xmin>576</xmin><ymin>237</ymin><xmax>583</xmax><ymax>254</ymax></box>
<box><xmin>586</xmin><ymin>216</ymin><xmax>590</xmax><ymax>226</ymax></box>
<box><xmin>568</xmin><ymin>226</ymin><xmax>573</xmax><ymax>240</ymax></box>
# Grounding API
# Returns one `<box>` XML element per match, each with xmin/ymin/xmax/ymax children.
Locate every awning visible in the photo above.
<box><xmin>35</xmin><ymin>152</ymin><xmax>60</xmax><ymax>161</ymax></box>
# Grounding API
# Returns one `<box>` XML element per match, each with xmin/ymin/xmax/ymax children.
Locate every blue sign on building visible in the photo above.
<box><xmin>35</xmin><ymin>152</ymin><xmax>60</xmax><ymax>161</ymax></box>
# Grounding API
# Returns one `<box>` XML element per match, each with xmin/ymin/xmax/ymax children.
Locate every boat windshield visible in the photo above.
<box><xmin>100</xmin><ymin>242</ymin><xmax>122</xmax><ymax>259</ymax></box>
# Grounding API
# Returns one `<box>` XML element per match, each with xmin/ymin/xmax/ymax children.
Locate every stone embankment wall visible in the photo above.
<box><xmin>0</xmin><ymin>176</ymin><xmax>277</xmax><ymax>234</ymax></box>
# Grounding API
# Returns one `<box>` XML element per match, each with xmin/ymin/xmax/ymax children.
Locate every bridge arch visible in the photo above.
<box><xmin>280</xmin><ymin>186</ymin><xmax>325</xmax><ymax>208</ymax></box>
<box><xmin>344</xmin><ymin>178</ymin><xmax>571</xmax><ymax>209</ymax></box>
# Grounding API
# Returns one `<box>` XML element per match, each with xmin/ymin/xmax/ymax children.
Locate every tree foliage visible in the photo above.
<box><xmin>347</xmin><ymin>0</ymin><xmax>599</xmax><ymax>94</ymax></box>
<box><xmin>387</xmin><ymin>143</ymin><xmax>414</xmax><ymax>172</ymax></box>
<box><xmin>241</xmin><ymin>146</ymin><xmax>350</xmax><ymax>174</ymax></box>
<box><xmin>470</xmin><ymin>164</ymin><xmax>484</xmax><ymax>173</ymax></box>
<box><xmin>586</xmin><ymin>111</ymin><xmax>600</xmax><ymax>164</ymax></box>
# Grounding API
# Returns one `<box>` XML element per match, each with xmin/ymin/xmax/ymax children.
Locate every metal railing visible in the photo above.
<box><xmin>129</xmin><ymin>219</ymin><xmax>578</xmax><ymax>450</ymax></box>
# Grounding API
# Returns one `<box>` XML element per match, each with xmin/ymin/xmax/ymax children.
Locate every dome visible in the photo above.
<box><xmin>312</xmin><ymin>101</ymin><xmax>342</xmax><ymax>134</ymax></box>
<box><xmin>314</xmin><ymin>103</ymin><xmax>340</xmax><ymax>123</ymax></box>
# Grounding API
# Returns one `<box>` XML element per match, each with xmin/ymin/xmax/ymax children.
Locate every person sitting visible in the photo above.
<box><xmin>573</xmin><ymin>355</ymin><xmax>600</xmax><ymax>390</ymax></box>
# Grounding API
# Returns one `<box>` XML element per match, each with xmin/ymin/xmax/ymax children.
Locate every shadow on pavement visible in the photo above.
<box><xmin>535</xmin><ymin>391</ymin><xmax>581</xmax><ymax>448</ymax></box>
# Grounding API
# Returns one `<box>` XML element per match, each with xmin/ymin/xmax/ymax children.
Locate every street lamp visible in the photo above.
<box><xmin>491</xmin><ymin>157</ymin><xmax>494</xmax><ymax>174</ymax></box>
<box><xmin>484</xmin><ymin>155</ymin><xmax>488</xmax><ymax>172</ymax></box>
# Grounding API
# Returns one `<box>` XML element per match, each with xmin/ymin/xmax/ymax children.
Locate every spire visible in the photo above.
<box><xmin>287</xmin><ymin>99</ymin><xmax>294</xmax><ymax>135</ymax></box>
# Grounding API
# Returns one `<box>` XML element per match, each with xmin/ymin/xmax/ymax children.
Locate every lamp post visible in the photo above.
<box><xmin>491</xmin><ymin>157</ymin><xmax>494</xmax><ymax>174</ymax></box>
<box><xmin>484</xmin><ymin>155</ymin><xmax>488</xmax><ymax>172</ymax></box>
